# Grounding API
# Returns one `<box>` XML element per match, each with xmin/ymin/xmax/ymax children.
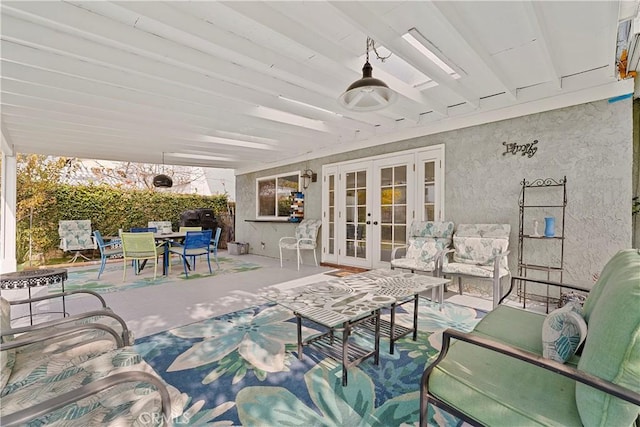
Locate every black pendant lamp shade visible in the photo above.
<box><xmin>153</xmin><ymin>152</ymin><xmax>173</xmax><ymax>188</ymax></box>
<box><xmin>153</xmin><ymin>174</ymin><xmax>173</xmax><ymax>188</ymax></box>
<box><xmin>338</xmin><ymin>38</ymin><xmax>397</xmax><ymax>112</ymax></box>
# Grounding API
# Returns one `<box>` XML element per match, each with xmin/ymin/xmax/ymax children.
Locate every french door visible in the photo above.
<box><xmin>322</xmin><ymin>145</ymin><xmax>443</xmax><ymax>269</ymax></box>
<box><xmin>372</xmin><ymin>154</ymin><xmax>415</xmax><ymax>268</ymax></box>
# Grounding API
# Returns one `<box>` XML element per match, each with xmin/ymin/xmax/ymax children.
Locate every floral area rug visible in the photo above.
<box><xmin>50</xmin><ymin>256</ymin><xmax>262</xmax><ymax>294</ymax></box>
<box><xmin>134</xmin><ymin>298</ymin><xmax>483</xmax><ymax>425</ymax></box>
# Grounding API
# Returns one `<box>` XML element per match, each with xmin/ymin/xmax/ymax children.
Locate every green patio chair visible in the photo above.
<box><xmin>120</xmin><ymin>232</ymin><xmax>164</xmax><ymax>281</ymax></box>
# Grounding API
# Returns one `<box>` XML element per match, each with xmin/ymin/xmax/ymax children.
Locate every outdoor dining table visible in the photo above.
<box><xmin>153</xmin><ymin>231</ymin><xmax>186</xmax><ymax>275</ymax></box>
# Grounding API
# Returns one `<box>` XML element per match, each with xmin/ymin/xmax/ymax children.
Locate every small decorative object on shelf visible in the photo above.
<box><xmin>289</xmin><ymin>191</ymin><xmax>304</xmax><ymax>222</ymax></box>
<box><xmin>532</xmin><ymin>220</ymin><xmax>541</xmax><ymax>237</ymax></box>
<box><xmin>544</xmin><ymin>216</ymin><xmax>555</xmax><ymax>237</ymax></box>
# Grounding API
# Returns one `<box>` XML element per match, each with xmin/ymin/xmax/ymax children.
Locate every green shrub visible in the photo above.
<box><xmin>18</xmin><ymin>183</ymin><xmax>230</xmax><ymax>263</ymax></box>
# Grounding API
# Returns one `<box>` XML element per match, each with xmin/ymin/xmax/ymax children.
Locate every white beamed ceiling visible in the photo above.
<box><xmin>0</xmin><ymin>1</ymin><xmax>635</xmax><ymax>172</ymax></box>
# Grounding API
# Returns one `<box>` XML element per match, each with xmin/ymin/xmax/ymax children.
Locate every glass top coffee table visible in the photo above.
<box><xmin>262</xmin><ymin>268</ymin><xmax>449</xmax><ymax>384</ymax></box>
<box><xmin>332</xmin><ymin>269</ymin><xmax>449</xmax><ymax>354</ymax></box>
<box><xmin>263</xmin><ymin>281</ymin><xmax>396</xmax><ymax>386</ymax></box>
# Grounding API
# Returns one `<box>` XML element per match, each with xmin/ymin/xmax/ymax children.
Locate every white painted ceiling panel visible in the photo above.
<box><xmin>0</xmin><ymin>0</ymin><xmax>633</xmax><ymax>171</ymax></box>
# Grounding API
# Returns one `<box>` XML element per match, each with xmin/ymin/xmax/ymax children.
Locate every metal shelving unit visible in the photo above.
<box><xmin>517</xmin><ymin>176</ymin><xmax>567</xmax><ymax>312</ymax></box>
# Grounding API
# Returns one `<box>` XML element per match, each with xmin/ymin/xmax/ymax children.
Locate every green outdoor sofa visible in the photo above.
<box><xmin>421</xmin><ymin>248</ymin><xmax>640</xmax><ymax>426</ymax></box>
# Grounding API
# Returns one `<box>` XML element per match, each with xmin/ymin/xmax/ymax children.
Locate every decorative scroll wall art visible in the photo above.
<box><xmin>502</xmin><ymin>139</ymin><xmax>538</xmax><ymax>158</ymax></box>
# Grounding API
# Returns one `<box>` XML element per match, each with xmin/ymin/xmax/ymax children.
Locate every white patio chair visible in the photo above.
<box><xmin>279</xmin><ymin>219</ymin><xmax>322</xmax><ymax>270</ymax></box>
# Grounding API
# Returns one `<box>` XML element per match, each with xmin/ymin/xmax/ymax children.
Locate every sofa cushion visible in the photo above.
<box><xmin>541</xmin><ymin>304</ymin><xmax>587</xmax><ymax>363</ymax></box>
<box><xmin>409</xmin><ymin>221</ymin><xmax>454</xmax><ymax>239</ymax></box>
<box><xmin>1</xmin><ymin>347</ymin><xmax>186</xmax><ymax>424</ymax></box>
<box><xmin>470</xmin><ymin>305</ymin><xmax>581</xmax><ymax>366</ymax></box>
<box><xmin>472</xmin><ymin>305</ymin><xmax>545</xmax><ymax>353</ymax></box>
<box><xmin>0</xmin><ymin>348</ymin><xmax>15</xmax><ymax>391</ymax></box>
<box><xmin>429</xmin><ymin>340</ymin><xmax>582</xmax><ymax>426</ymax></box>
<box><xmin>441</xmin><ymin>262</ymin><xmax>509</xmax><ymax>279</ymax></box>
<box><xmin>575</xmin><ymin>249</ymin><xmax>640</xmax><ymax>427</ymax></box>
<box><xmin>452</xmin><ymin>236</ymin><xmax>509</xmax><ymax>268</ymax></box>
<box><xmin>1</xmin><ymin>314</ymin><xmax>131</xmax><ymax>395</ymax></box>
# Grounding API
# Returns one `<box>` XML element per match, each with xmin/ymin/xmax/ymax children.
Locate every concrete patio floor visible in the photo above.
<box><xmin>5</xmin><ymin>250</ymin><xmax>549</xmax><ymax>339</ymax></box>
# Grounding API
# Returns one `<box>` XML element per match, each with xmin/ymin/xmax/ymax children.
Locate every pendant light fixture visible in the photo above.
<box><xmin>153</xmin><ymin>152</ymin><xmax>173</xmax><ymax>188</ymax></box>
<box><xmin>338</xmin><ymin>37</ymin><xmax>397</xmax><ymax>112</ymax></box>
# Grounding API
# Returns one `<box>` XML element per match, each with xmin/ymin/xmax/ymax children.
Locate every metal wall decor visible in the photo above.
<box><xmin>502</xmin><ymin>139</ymin><xmax>538</xmax><ymax>158</ymax></box>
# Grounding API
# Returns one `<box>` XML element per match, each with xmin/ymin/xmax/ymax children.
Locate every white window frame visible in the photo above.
<box><xmin>256</xmin><ymin>171</ymin><xmax>301</xmax><ymax>220</ymax></box>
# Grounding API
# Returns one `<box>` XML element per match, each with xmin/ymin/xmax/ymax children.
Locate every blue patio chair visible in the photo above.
<box><xmin>210</xmin><ymin>227</ymin><xmax>222</xmax><ymax>268</ymax></box>
<box><xmin>169</xmin><ymin>229</ymin><xmax>213</xmax><ymax>278</ymax></box>
<box><xmin>93</xmin><ymin>230</ymin><xmax>123</xmax><ymax>279</ymax></box>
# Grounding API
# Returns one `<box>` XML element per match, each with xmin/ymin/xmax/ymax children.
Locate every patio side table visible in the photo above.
<box><xmin>0</xmin><ymin>268</ymin><xmax>68</xmax><ymax>325</ymax></box>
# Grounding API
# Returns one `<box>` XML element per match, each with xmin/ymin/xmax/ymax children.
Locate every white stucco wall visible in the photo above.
<box><xmin>236</xmin><ymin>98</ymin><xmax>633</xmax><ymax>287</ymax></box>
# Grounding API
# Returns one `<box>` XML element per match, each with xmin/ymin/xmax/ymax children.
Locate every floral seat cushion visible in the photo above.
<box><xmin>1</xmin><ymin>347</ymin><xmax>186</xmax><ymax>425</ymax></box>
<box><xmin>1</xmin><ymin>298</ymin><xmax>133</xmax><ymax>396</ymax></box>
<box><xmin>391</xmin><ymin>221</ymin><xmax>454</xmax><ymax>272</ymax></box>
<box><xmin>451</xmin><ymin>237</ymin><xmax>509</xmax><ymax>268</ymax></box>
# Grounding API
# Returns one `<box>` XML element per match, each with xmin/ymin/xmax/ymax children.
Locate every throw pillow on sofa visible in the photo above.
<box><xmin>541</xmin><ymin>303</ymin><xmax>587</xmax><ymax>363</ymax></box>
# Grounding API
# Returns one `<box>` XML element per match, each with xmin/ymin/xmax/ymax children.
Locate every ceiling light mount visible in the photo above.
<box><xmin>338</xmin><ymin>37</ymin><xmax>397</xmax><ymax>112</ymax></box>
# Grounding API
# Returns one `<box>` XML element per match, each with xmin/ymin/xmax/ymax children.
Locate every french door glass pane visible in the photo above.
<box><xmin>394</xmin><ymin>206</ymin><xmax>406</xmax><ymax>223</ymax></box>
<box><xmin>346</xmin><ymin>169</ymin><xmax>367</xmax><ymax>260</ymax></box>
<box><xmin>425</xmin><ymin>162</ymin><xmax>435</xmax><ymax>182</ymax></box>
<box><xmin>381</xmin><ymin>206</ymin><xmax>392</xmax><ymax>223</ymax></box>
<box><xmin>394</xmin><ymin>166</ymin><xmax>407</xmax><ymax>184</ymax></box>
<box><xmin>379</xmin><ymin>165</ymin><xmax>409</xmax><ymax>262</ymax></box>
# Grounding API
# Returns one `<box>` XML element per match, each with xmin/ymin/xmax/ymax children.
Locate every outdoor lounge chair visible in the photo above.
<box><xmin>440</xmin><ymin>224</ymin><xmax>511</xmax><ymax>308</ymax></box>
<box><xmin>390</xmin><ymin>221</ymin><xmax>454</xmax><ymax>275</ymax></box>
<box><xmin>58</xmin><ymin>220</ymin><xmax>97</xmax><ymax>263</ymax></box>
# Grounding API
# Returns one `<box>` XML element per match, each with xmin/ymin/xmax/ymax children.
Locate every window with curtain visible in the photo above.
<box><xmin>256</xmin><ymin>172</ymin><xmax>300</xmax><ymax>219</ymax></box>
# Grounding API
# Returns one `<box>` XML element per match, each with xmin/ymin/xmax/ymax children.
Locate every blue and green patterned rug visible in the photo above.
<box><xmin>134</xmin><ymin>298</ymin><xmax>483</xmax><ymax>425</ymax></box>
<box><xmin>52</xmin><ymin>256</ymin><xmax>262</xmax><ymax>294</ymax></box>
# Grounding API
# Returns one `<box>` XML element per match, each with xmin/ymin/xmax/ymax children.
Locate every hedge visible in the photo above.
<box><xmin>17</xmin><ymin>183</ymin><xmax>231</xmax><ymax>263</ymax></box>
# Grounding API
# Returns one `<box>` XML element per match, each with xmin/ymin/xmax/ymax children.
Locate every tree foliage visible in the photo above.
<box><xmin>85</xmin><ymin>160</ymin><xmax>206</xmax><ymax>191</ymax></box>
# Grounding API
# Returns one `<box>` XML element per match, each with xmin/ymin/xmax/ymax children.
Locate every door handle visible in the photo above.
<box><xmin>366</xmin><ymin>221</ymin><xmax>371</xmax><ymax>225</ymax></box>
<box><xmin>373</xmin><ymin>221</ymin><xmax>378</xmax><ymax>225</ymax></box>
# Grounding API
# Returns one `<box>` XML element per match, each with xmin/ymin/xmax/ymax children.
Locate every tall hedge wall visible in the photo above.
<box><xmin>17</xmin><ymin>183</ymin><xmax>230</xmax><ymax>262</ymax></box>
